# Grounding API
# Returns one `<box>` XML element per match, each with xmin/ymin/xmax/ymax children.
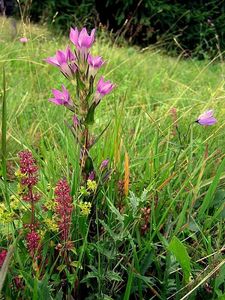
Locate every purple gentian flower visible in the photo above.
<box><xmin>49</xmin><ymin>85</ymin><xmax>73</xmax><ymax>107</ymax></box>
<box><xmin>95</xmin><ymin>76</ymin><xmax>115</xmax><ymax>103</ymax></box>
<box><xmin>70</xmin><ymin>27</ymin><xmax>95</xmax><ymax>59</ymax></box>
<box><xmin>87</xmin><ymin>54</ymin><xmax>105</xmax><ymax>76</ymax></box>
<box><xmin>70</xmin><ymin>27</ymin><xmax>95</xmax><ymax>49</ymax></box>
<box><xmin>45</xmin><ymin>47</ymin><xmax>77</xmax><ymax>78</ymax></box>
<box><xmin>100</xmin><ymin>159</ymin><xmax>109</xmax><ymax>170</ymax></box>
<box><xmin>196</xmin><ymin>110</ymin><xmax>217</xmax><ymax>126</ymax></box>
<box><xmin>88</xmin><ymin>171</ymin><xmax>95</xmax><ymax>181</ymax></box>
<box><xmin>88</xmin><ymin>54</ymin><xmax>104</xmax><ymax>69</ymax></box>
<box><xmin>20</xmin><ymin>37</ymin><xmax>28</xmax><ymax>43</ymax></box>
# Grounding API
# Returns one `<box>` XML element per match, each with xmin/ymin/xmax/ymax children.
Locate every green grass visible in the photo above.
<box><xmin>0</xmin><ymin>17</ymin><xmax>225</xmax><ymax>299</ymax></box>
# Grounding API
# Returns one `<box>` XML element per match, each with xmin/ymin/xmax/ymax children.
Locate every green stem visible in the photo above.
<box><xmin>1</xmin><ymin>66</ymin><xmax>10</xmax><ymax>210</ymax></box>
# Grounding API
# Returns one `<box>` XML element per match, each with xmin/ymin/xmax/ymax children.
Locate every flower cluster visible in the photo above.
<box><xmin>18</xmin><ymin>150</ymin><xmax>41</xmax><ymax>258</ymax></box>
<box><xmin>0</xmin><ymin>203</ymin><xmax>13</xmax><ymax>224</ymax></box>
<box><xmin>45</xmin><ymin>28</ymin><xmax>115</xmax><ymax>179</ymax></box>
<box><xmin>45</xmin><ymin>27</ymin><xmax>115</xmax><ymax>116</ymax></box>
<box><xmin>78</xmin><ymin>201</ymin><xmax>92</xmax><ymax>216</ymax></box>
<box><xmin>54</xmin><ymin>179</ymin><xmax>73</xmax><ymax>242</ymax></box>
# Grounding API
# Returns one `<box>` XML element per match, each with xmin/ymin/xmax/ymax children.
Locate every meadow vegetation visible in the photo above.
<box><xmin>0</xmin><ymin>17</ymin><xmax>225</xmax><ymax>299</ymax></box>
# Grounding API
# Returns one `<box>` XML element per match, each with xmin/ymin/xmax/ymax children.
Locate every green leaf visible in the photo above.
<box><xmin>168</xmin><ymin>236</ymin><xmax>191</xmax><ymax>283</ymax></box>
<box><xmin>106</xmin><ymin>271</ymin><xmax>123</xmax><ymax>282</ymax></box>
<box><xmin>22</xmin><ymin>211</ymin><xmax>32</xmax><ymax>224</ymax></box>
<box><xmin>57</xmin><ymin>264</ymin><xmax>66</xmax><ymax>272</ymax></box>
<box><xmin>198</xmin><ymin>158</ymin><xmax>225</xmax><ymax>219</ymax></box>
<box><xmin>85</xmin><ymin>102</ymin><xmax>97</xmax><ymax>125</ymax></box>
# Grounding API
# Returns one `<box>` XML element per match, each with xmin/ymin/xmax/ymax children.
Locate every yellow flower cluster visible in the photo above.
<box><xmin>44</xmin><ymin>198</ymin><xmax>57</xmax><ymax>211</ymax></box>
<box><xmin>78</xmin><ymin>201</ymin><xmax>92</xmax><ymax>216</ymax></box>
<box><xmin>79</xmin><ymin>186</ymin><xmax>90</xmax><ymax>196</ymax></box>
<box><xmin>87</xmin><ymin>180</ymin><xmax>97</xmax><ymax>192</ymax></box>
<box><xmin>44</xmin><ymin>217</ymin><xmax>58</xmax><ymax>232</ymax></box>
<box><xmin>10</xmin><ymin>195</ymin><xmax>26</xmax><ymax>212</ymax></box>
<box><xmin>0</xmin><ymin>203</ymin><xmax>14</xmax><ymax>224</ymax></box>
<box><xmin>14</xmin><ymin>169</ymin><xmax>24</xmax><ymax>178</ymax></box>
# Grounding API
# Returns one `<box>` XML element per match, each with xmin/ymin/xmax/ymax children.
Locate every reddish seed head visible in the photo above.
<box><xmin>54</xmin><ymin>179</ymin><xmax>73</xmax><ymax>242</ymax></box>
<box><xmin>26</xmin><ymin>231</ymin><xmax>40</xmax><ymax>258</ymax></box>
<box><xmin>0</xmin><ymin>249</ymin><xmax>7</xmax><ymax>267</ymax></box>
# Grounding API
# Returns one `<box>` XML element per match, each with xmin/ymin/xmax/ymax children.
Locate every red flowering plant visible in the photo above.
<box><xmin>18</xmin><ymin>150</ymin><xmax>41</xmax><ymax>259</ymax></box>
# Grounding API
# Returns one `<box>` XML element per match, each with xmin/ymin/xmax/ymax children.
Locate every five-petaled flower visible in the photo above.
<box><xmin>196</xmin><ymin>110</ymin><xmax>217</xmax><ymax>126</ymax></box>
<box><xmin>70</xmin><ymin>27</ymin><xmax>95</xmax><ymax>57</ymax></box>
<box><xmin>87</xmin><ymin>54</ymin><xmax>104</xmax><ymax>76</ymax></box>
<box><xmin>45</xmin><ymin>47</ymin><xmax>77</xmax><ymax>78</ymax></box>
<box><xmin>49</xmin><ymin>85</ymin><xmax>73</xmax><ymax>107</ymax></box>
<box><xmin>95</xmin><ymin>76</ymin><xmax>115</xmax><ymax>103</ymax></box>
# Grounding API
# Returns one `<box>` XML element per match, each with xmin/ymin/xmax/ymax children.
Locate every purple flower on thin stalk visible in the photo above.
<box><xmin>100</xmin><ymin>159</ymin><xmax>109</xmax><ymax>170</ymax></box>
<box><xmin>196</xmin><ymin>110</ymin><xmax>217</xmax><ymax>126</ymax></box>
<box><xmin>88</xmin><ymin>171</ymin><xmax>95</xmax><ymax>181</ymax></box>
<box><xmin>70</xmin><ymin>27</ymin><xmax>95</xmax><ymax>58</ymax></box>
<box><xmin>49</xmin><ymin>85</ymin><xmax>73</xmax><ymax>107</ymax></box>
<box><xmin>87</xmin><ymin>54</ymin><xmax>104</xmax><ymax>76</ymax></box>
<box><xmin>73</xmin><ymin>115</ymin><xmax>80</xmax><ymax>127</ymax></box>
<box><xmin>95</xmin><ymin>76</ymin><xmax>116</xmax><ymax>103</ymax></box>
<box><xmin>20</xmin><ymin>37</ymin><xmax>28</xmax><ymax>43</ymax></box>
<box><xmin>45</xmin><ymin>47</ymin><xmax>77</xmax><ymax>78</ymax></box>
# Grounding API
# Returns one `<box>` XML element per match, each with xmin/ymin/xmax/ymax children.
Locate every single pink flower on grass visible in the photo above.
<box><xmin>49</xmin><ymin>85</ymin><xmax>73</xmax><ymax>107</ymax></box>
<box><xmin>196</xmin><ymin>110</ymin><xmax>217</xmax><ymax>126</ymax></box>
<box><xmin>20</xmin><ymin>37</ymin><xmax>28</xmax><ymax>43</ymax></box>
<box><xmin>95</xmin><ymin>76</ymin><xmax>115</xmax><ymax>103</ymax></box>
<box><xmin>45</xmin><ymin>47</ymin><xmax>77</xmax><ymax>78</ymax></box>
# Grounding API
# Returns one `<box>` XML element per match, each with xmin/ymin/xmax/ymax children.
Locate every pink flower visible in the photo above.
<box><xmin>49</xmin><ymin>85</ymin><xmax>73</xmax><ymax>107</ymax></box>
<box><xmin>196</xmin><ymin>110</ymin><xmax>217</xmax><ymax>126</ymax></box>
<box><xmin>100</xmin><ymin>159</ymin><xmax>109</xmax><ymax>170</ymax></box>
<box><xmin>87</xmin><ymin>54</ymin><xmax>105</xmax><ymax>76</ymax></box>
<box><xmin>95</xmin><ymin>76</ymin><xmax>115</xmax><ymax>103</ymax></box>
<box><xmin>0</xmin><ymin>250</ymin><xmax>7</xmax><ymax>267</ymax></box>
<box><xmin>20</xmin><ymin>37</ymin><xmax>28</xmax><ymax>43</ymax></box>
<box><xmin>70</xmin><ymin>27</ymin><xmax>95</xmax><ymax>50</ymax></box>
<box><xmin>87</xmin><ymin>54</ymin><xmax>104</xmax><ymax>69</ymax></box>
<box><xmin>54</xmin><ymin>179</ymin><xmax>73</xmax><ymax>242</ymax></box>
<box><xmin>45</xmin><ymin>47</ymin><xmax>77</xmax><ymax>78</ymax></box>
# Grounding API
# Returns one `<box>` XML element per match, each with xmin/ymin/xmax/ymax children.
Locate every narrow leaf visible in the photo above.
<box><xmin>198</xmin><ymin>158</ymin><xmax>225</xmax><ymax>219</ymax></box>
<box><xmin>124</xmin><ymin>151</ymin><xmax>129</xmax><ymax>197</ymax></box>
<box><xmin>168</xmin><ymin>236</ymin><xmax>191</xmax><ymax>283</ymax></box>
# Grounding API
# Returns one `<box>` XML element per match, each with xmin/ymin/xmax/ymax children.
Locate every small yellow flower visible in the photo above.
<box><xmin>79</xmin><ymin>186</ymin><xmax>90</xmax><ymax>196</ymax></box>
<box><xmin>15</xmin><ymin>169</ymin><xmax>25</xmax><ymax>178</ymax></box>
<box><xmin>10</xmin><ymin>195</ymin><xmax>26</xmax><ymax>212</ymax></box>
<box><xmin>17</xmin><ymin>183</ymin><xmax>27</xmax><ymax>195</ymax></box>
<box><xmin>44</xmin><ymin>217</ymin><xmax>58</xmax><ymax>232</ymax></box>
<box><xmin>44</xmin><ymin>198</ymin><xmax>57</xmax><ymax>211</ymax></box>
<box><xmin>78</xmin><ymin>201</ymin><xmax>92</xmax><ymax>216</ymax></box>
<box><xmin>87</xmin><ymin>180</ymin><xmax>97</xmax><ymax>192</ymax></box>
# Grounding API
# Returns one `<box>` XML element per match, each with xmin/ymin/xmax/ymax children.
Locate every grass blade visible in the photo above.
<box><xmin>1</xmin><ymin>66</ymin><xmax>10</xmax><ymax>209</ymax></box>
<box><xmin>198</xmin><ymin>157</ymin><xmax>225</xmax><ymax>219</ymax></box>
